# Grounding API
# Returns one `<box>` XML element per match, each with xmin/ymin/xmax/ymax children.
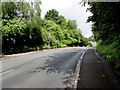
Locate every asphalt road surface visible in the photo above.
<box><xmin>2</xmin><ymin>47</ymin><xmax>87</xmax><ymax>88</ymax></box>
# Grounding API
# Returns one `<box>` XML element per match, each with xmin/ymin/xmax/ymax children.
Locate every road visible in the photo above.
<box><xmin>1</xmin><ymin>47</ymin><xmax>87</xmax><ymax>88</ymax></box>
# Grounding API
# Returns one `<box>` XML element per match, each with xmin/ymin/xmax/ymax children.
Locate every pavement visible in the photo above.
<box><xmin>77</xmin><ymin>48</ymin><xmax>120</xmax><ymax>88</ymax></box>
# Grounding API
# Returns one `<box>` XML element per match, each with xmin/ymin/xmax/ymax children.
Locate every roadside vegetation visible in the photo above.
<box><xmin>2</xmin><ymin>1</ymin><xmax>90</xmax><ymax>55</ymax></box>
<box><xmin>87</xmin><ymin>2</ymin><xmax>120</xmax><ymax>71</ymax></box>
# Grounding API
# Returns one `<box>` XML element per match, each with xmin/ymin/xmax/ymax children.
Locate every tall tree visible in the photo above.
<box><xmin>67</xmin><ymin>20</ymin><xmax>77</xmax><ymax>30</ymax></box>
<box><xmin>2</xmin><ymin>2</ymin><xmax>17</xmax><ymax>19</ymax></box>
<box><xmin>87</xmin><ymin>2</ymin><xmax>120</xmax><ymax>44</ymax></box>
<box><xmin>44</xmin><ymin>9</ymin><xmax>59</xmax><ymax>22</ymax></box>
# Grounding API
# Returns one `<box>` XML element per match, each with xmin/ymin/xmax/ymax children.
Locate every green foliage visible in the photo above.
<box><xmin>88</xmin><ymin>35</ymin><xmax>95</xmax><ymax>42</ymax></box>
<box><xmin>2</xmin><ymin>18</ymin><xmax>27</xmax><ymax>54</ymax></box>
<box><xmin>97</xmin><ymin>40</ymin><xmax>120</xmax><ymax>70</ymax></box>
<box><xmin>2</xmin><ymin>2</ymin><xmax>89</xmax><ymax>55</ymax></box>
<box><xmin>87</xmin><ymin>2</ymin><xmax>120</xmax><ymax>43</ymax></box>
<box><xmin>43</xmin><ymin>10</ymin><xmax>89</xmax><ymax>47</ymax></box>
<box><xmin>67</xmin><ymin>20</ymin><xmax>77</xmax><ymax>30</ymax></box>
<box><xmin>2</xmin><ymin>2</ymin><xmax>17</xmax><ymax>19</ymax></box>
<box><xmin>87</xmin><ymin>2</ymin><xmax>120</xmax><ymax>69</ymax></box>
<box><xmin>87</xmin><ymin>42</ymin><xmax>92</xmax><ymax>47</ymax></box>
<box><xmin>44</xmin><ymin>9</ymin><xmax>59</xmax><ymax>23</ymax></box>
<box><xmin>97</xmin><ymin>40</ymin><xmax>120</xmax><ymax>60</ymax></box>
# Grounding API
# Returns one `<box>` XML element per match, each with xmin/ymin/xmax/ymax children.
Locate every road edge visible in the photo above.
<box><xmin>73</xmin><ymin>49</ymin><xmax>88</xmax><ymax>89</ymax></box>
<box><xmin>0</xmin><ymin>47</ymin><xmax>79</xmax><ymax>61</ymax></box>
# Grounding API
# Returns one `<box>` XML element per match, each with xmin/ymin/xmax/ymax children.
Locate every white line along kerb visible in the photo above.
<box><xmin>73</xmin><ymin>49</ymin><xmax>88</xmax><ymax>89</ymax></box>
<box><xmin>0</xmin><ymin>69</ymin><xmax>14</xmax><ymax>75</ymax></box>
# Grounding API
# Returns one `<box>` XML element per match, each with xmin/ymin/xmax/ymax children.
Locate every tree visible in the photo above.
<box><xmin>87</xmin><ymin>2</ymin><xmax>120</xmax><ymax>44</ymax></box>
<box><xmin>2</xmin><ymin>1</ymin><xmax>89</xmax><ymax>54</ymax></box>
<box><xmin>67</xmin><ymin>20</ymin><xmax>77</xmax><ymax>30</ymax></box>
<box><xmin>86</xmin><ymin>2</ymin><xmax>120</xmax><ymax>68</ymax></box>
<box><xmin>2</xmin><ymin>1</ymin><xmax>43</xmax><ymax>54</ymax></box>
<box><xmin>88</xmin><ymin>35</ymin><xmax>95</xmax><ymax>42</ymax></box>
<box><xmin>44</xmin><ymin>9</ymin><xmax>59</xmax><ymax>23</ymax></box>
<box><xmin>2</xmin><ymin>2</ymin><xmax>17</xmax><ymax>19</ymax></box>
<box><xmin>2</xmin><ymin>19</ymin><xmax>27</xmax><ymax>54</ymax></box>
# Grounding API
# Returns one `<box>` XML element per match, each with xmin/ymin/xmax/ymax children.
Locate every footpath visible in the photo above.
<box><xmin>77</xmin><ymin>48</ymin><xmax>120</xmax><ymax>88</ymax></box>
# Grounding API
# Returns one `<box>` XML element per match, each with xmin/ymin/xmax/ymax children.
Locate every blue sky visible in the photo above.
<box><xmin>41</xmin><ymin>0</ymin><xmax>93</xmax><ymax>38</ymax></box>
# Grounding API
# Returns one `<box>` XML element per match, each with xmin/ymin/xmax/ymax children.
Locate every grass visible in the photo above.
<box><xmin>96</xmin><ymin>40</ymin><xmax>120</xmax><ymax>71</ymax></box>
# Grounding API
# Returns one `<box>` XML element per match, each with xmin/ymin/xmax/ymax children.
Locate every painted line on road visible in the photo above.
<box><xmin>73</xmin><ymin>49</ymin><xmax>88</xmax><ymax>89</ymax></box>
<box><xmin>0</xmin><ymin>69</ymin><xmax>14</xmax><ymax>75</ymax></box>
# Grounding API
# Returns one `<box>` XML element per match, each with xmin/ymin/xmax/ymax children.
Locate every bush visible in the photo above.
<box><xmin>97</xmin><ymin>40</ymin><xmax>120</xmax><ymax>70</ymax></box>
<box><xmin>57</xmin><ymin>43</ymin><xmax>67</xmax><ymax>48</ymax></box>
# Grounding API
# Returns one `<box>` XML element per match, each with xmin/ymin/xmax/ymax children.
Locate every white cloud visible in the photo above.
<box><xmin>41</xmin><ymin>0</ymin><xmax>73</xmax><ymax>17</ymax></box>
<box><xmin>41</xmin><ymin>0</ymin><xmax>93</xmax><ymax>38</ymax></box>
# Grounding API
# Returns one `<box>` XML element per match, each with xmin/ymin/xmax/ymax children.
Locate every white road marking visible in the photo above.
<box><xmin>0</xmin><ymin>69</ymin><xmax>14</xmax><ymax>75</ymax></box>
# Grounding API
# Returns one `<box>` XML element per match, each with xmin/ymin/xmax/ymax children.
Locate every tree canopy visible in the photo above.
<box><xmin>86</xmin><ymin>2</ymin><xmax>120</xmax><ymax>69</ymax></box>
<box><xmin>87</xmin><ymin>2</ymin><xmax>120</xmax><ymax>44</ymax></box>
<box><xmin>2</xmin><ymin>2</ymin><xmax>90</xmax><ymax>54</ymax></box>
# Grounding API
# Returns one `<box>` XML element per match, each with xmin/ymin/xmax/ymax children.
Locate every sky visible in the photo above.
<box><xmin>40</xmin><ymin>0</ymin><xmax>93</xmax><ymax>38</ymax></box>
